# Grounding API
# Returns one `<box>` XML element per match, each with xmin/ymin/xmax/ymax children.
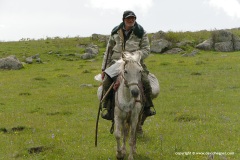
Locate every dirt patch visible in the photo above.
<box><xmin>11</xmin><ymin>126</ymin><xmax>26</xmax><ymax>132</ymax></box>
<box><xmin>0</xmin><ymin>127</ymin><xmax>7</xmax><ymax>133</ymax></box>
<box><xmin>28</xmin><ymin>146</ymin><xmax>45</xmax><ymax>154</ymax></box>
<box><xmin>174</xmin><ymin>114</ymin><xmax>198</xmax><ymax>122</ymax></box>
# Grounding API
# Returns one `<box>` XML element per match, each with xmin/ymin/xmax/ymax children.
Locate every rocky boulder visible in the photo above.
<box><xmin>150</xmin><ymin>39</ymin><xmax>172</xmax><ymax>53</ymax></box>
<box><xmin>233</xmin><ymin>35</ymin><xmax>240</xmax><ymax>50</ymax></box>
<box><xmin>0</xmin><ymin>55</ymin><xmax>23</xmax><ymax>70</ymax></box>
<box><xmin>212</xmin><ymin>30</ymin><xmax>234</xmax><ymax>52</ymax></box>
<box><xmin>196</xmin><ymin>39</ymin><xmax>213</xmax><ymax>50</ymax></box>
<box><xmin>214</xmin><ymin>41</ymin><xmax>233</xmax><ymax>52</ymax></box>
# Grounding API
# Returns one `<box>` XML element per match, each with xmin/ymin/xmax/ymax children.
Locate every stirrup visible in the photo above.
<box><xmin>101</xmin><ymin>109</ymin><xmax>112</xmax><ymax>120</ymax></box>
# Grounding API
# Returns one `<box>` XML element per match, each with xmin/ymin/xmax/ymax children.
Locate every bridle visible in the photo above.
<box><xmin>117</xmin><ymin>61</ymin><xmax>143</xmax><ymax>104</ymax></box>
<box><xmin>121</xmin><ymin>74</ymin><xmax>139</xmax><ymax>88</ymax></box>
<box><xmin>121</xmin><ymin>61</ymin><xmax>142</xmax><ymax>88</ymax></box>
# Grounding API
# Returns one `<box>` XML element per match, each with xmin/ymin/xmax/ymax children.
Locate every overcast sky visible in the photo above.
<box><xmin>0</xmin><ymin>0</ymin><xmax>240</xmax><ymax>41</ymax></box>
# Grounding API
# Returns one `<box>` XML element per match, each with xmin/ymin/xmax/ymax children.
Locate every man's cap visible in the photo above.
<box><xmin>123</xmin><ymin>10</ymin><xmax>136</xmax><ymax>19</ymax></box>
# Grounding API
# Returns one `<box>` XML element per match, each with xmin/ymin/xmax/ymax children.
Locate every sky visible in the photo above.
<box><xmin>0</xmin><ymin>0</ymin><xmax>240</xmax><ymax>41</ymax></box>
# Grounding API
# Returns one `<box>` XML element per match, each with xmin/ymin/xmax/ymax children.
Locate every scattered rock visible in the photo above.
<box><xmin>81</xmin><ymin>44</ymin><xmax>99</xmax><ymax>59</ymax></box>
<box><xmin>164</xmin><ymin>48</ymin><xmax>184</xmax><ymax>54</ymax></box>
<box><xmin>182</xmin><ymin>49</ymin><xmax>199</xmax><ymax>57</ymax></box>
<box><xmin>81</xmin><ymin>52</ymin><xmax>95</xmax><ymax>60</ymax></box>
<box><xmin>25</xmin><ymin>54</ymin><xmax>42</xmax><ymax>64</ymax></box>
<box><xmin>91</xmin><ymin>34</ymin><xmax>109</xmax><ymax>43</ymax></box>
<box><xmin>25</xmin><ymin>57</ymin><xmax>33</xmax><ymax>64</ymax></box>
<box><xmin>80</xmin><ymin>84</ymin><xmax>93</xmax><ymax>87</ymax></box>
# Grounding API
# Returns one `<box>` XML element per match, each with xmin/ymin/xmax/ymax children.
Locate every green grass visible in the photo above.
<box><xmin>0</xmin><ymin>36</ymin><xmax>240</xmax><ymax>160</ymax></box>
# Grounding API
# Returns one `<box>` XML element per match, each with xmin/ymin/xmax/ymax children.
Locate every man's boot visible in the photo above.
<box><xmin>101</xmin><ymin>95</ymin><xmax>113</xmax><ymax>120</ymax></box>
<box><xmin>101</xmin><ymin>74</ymin><xmax>114</xmax><ymax>120</ymax></box>
<box><xmin>141</xmin><ymin>69</ymin><xmax>156</xmax><ymax>117</ymax></box>
<box><xmin>143</xmin><ymin>94</ymin><xmax>156</xmax><ymax>117</ymax></box>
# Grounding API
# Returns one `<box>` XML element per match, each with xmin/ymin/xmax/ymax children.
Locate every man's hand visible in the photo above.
<box><xmin>101</xmin><ymin>72</ymin><xmax>105</xmax><ymax>80</ymax></box>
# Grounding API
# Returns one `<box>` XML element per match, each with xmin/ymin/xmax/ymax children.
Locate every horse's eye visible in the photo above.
<box><xmin>124</xmin><ymin>70</ymin><xmax>128</xmax><ymax>74</ymax></box>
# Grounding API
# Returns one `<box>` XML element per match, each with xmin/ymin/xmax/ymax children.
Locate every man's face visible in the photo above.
<box><xmin>124</xmin><ymin>16</ymin><xmax>136</xmax><ymax>29</ymax></box>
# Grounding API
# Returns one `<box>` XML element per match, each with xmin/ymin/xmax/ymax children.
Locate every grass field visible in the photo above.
<box><xmin>0</xmin><ymin>37</ymin><xmax>240</xmax><ymax>160</ymax></box>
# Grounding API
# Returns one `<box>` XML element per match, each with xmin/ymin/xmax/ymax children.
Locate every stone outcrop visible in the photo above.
<box><xmin>196</xmin><ymin>30</ymin><xmax>240</xmax><ymax>52</ymax></box>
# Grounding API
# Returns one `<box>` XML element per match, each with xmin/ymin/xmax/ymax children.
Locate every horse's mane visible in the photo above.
<box><xmin>117</xmin><ymin>52</ymin><xmax>142</xmax><ymax>72</ymax></box>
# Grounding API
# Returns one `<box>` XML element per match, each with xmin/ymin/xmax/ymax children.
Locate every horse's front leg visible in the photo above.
<box><xmin>128</xmin><ymin>106</ymin><xmax>141</xmax><ymax>160</ymax></box>
<box><xmin>114</xmin><ymin>107</ymin><xmax>125</xmax><ymax>159</ymax></box>
<box><xmin>121</xmin><ymin>118</ymin><xmax>128</xmax><ymax>157</ymax></box>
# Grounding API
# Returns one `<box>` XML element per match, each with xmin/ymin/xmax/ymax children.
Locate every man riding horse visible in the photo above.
<box><xmin>101</xmin><ymin>10</ymin><xmax>156</xmax><ymax>123</ymax></box>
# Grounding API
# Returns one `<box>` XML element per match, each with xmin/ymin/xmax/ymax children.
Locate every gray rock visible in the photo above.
<box><xmin>85</xmin><ymin>44</ymin><xmax>99</xmax><ymax>55</ymax></box>
<box><xmin>182</xmin><ymin>49</ymin><xmax>199</xmax><ymax>57</ymax></box>
<box><xmin>176</xmin><ymin>40</ymin><xmax>194</xmax><ymax>47</ymax></box>
<box><xmin>0</xmin><ymin>55</ymin><xmax>23</xmax><ymax>70</ymax></box>
<box><xmin>150</xmin><ymin>39</ymin><xmax>172</xmax><ymax>53</ymax></box>
<box><xmin>81</xmin><ymin>53</ymin><xmax>95</xmax><ymax>60</ymax></box>
<box><xmin>26</xmin><ymin>57</ymin><xmax>33</xmax><ymax>64</ymax></box>
<box><xmin>196</xmin><ymin>39</ymin><xmax>213</xmax><ymax>50</ymax></box>
<box><xmin>233</xmin><ymin>35</ymin><xmax>240</xmax><ymax>51</ymax></box>
<box><xmin>151</xmin><ymin>31</ymin><xmax>166</xmax><ymax>41</ymax></box>
<box><xmin>164</xmin><ymin>48</ymin><xmax>184</xmax><ymax>54</ymax></box>
<box><xmin>91</xmin><ymin>34</ymin><xmax>109</xmax><ymax>43</ymax></box>
<box><xmin>212</xmin><ymin>30</ymin><xmax>233</xmax><ymax>42</ymax></box>
<box><xmin>214</xmin><ymin>42</ymin><xmax>234</xmax><ymax>52</ymax></box>
<box><xmin>32</xmin><ymin>54</ymin><xmax>40</xmax><ymax>59</ymax></box>
<box><xmin>36</xmin><ymin>58</ymin><xmax>42</xmax><ymax>63</ymax></box>
<box><xmin>196</xmin><ymin>30</ymin><xmax>240</xmax><ymax>52</ymax></box>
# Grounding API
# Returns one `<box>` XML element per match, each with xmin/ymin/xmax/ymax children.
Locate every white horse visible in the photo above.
<box><xmin>114</xmin><ymin>52</ymin><xmax>143</xmax><ymax>160</ymax></box>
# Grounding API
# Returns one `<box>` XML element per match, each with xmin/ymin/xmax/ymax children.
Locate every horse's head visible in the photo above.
<box><xmin>121</xmin><ymin>52</ymin><xmax>143</xmax><ymax>98</ymax></box>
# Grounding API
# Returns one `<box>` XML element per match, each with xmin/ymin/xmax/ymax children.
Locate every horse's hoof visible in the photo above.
<box><xmin>116</xmin><ymin>151</ymin><xmax>125</xmax><ymax>160</ymax></box>
<box><xmin>116</xmin><ymin>156</ymin><xmax>124</xmax><ymax>160</ymax></box>
<box><xmin>128</xmin><ymin>155</ymin><xmax>134</xmax><ymax>160</ymax></box>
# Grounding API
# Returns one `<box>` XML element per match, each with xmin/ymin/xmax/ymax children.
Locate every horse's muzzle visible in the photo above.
<box><xmin>131</xmin><ymin>88</ymin><xmax>139</xmax><ymax>98</ymax></box>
